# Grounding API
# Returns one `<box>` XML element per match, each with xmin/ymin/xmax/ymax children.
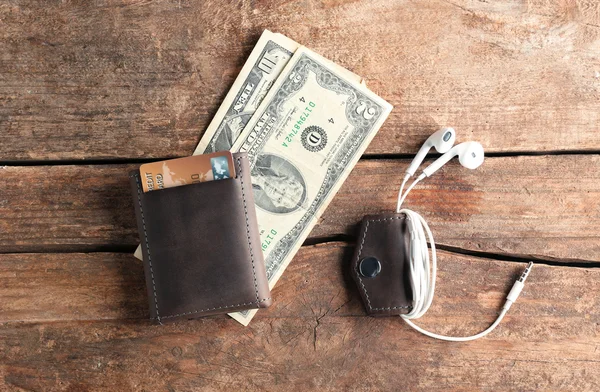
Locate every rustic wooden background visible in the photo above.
<box><xmin>1</xmin><ymin>0</ymin><xmax>599</xmax><ymax>390</ymax></box>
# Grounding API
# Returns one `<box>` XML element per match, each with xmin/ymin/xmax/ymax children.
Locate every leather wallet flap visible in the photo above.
<box><xmin>130</xmin><ymin>153</ymin><xmax>271</xmax><ymax>324</ymax></box>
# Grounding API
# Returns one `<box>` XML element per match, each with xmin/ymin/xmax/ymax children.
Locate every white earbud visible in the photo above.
<box><xmin>396</xmin><ymin>137</ymin><xmax>530</xmax><ymax>342</ymax></box>
<box><xmin>397</xmin><ymin>140</ymin><xmax>484</xmax><ymax>212</ymax></box>
<box><xmin>421</xmin><ymin>141</ymin><xmax>484</xmax><ymax>178</ymax></box>
<box><xmin>405</xmin><ymin>128</ymin><xmax>456</xmax><ymax>177</ymax></box>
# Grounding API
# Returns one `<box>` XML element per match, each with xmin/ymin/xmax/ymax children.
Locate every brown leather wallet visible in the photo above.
<box><xmin>351</xmin><ymin>212</ymin><xmax>413</xmax><ymax>316</ymax></box>
<box><xmin>129</xmin><ymin>153</ymin><xmax>271</xmax><ymax>324</ymax></box>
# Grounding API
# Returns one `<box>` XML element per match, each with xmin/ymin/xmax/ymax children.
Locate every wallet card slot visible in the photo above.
<box><xmin>129</xmin><ymin>154</ymin><xmax>271</xmax><ymax>323</ymax></box>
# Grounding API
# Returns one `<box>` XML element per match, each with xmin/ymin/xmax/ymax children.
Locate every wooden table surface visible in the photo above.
<box><xmin>1</xmin><ymin>1</ymin><xmax>599</xmax><ymax>390</ymax></box>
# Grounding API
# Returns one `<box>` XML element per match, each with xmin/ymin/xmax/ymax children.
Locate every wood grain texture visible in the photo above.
<box><xmin>316</xmin><ymin>154</ymin><xmax>600</xmax><ymax>263</ymax></box>
<box><xmin>0</xmin><ymin>252</ymin><xmax>147</xmax><ymax>323</ymax></box>
<box><xmin>0</xmin><ymin>244</ymin><xmax>598</xmax><ymax>391</ymax></box>
<box><xmin>0</xmin><ymin>164</ymin><xmax>139</xmax><ymax>252</ymax></box>
<box><xmin>1</xmin><ymin>0</ymin><xmax>599</xmax><ymax>160</ymax></box>
<box><xmin>2</xmin><ymin>155</ymin><xmax>599</xmax><ymax>262</ymax></box>
<box><xmin>2</xmin><ymin>320</ymin><xmax>596</xmax><ymax>392</ymax></box>
<box><xmin>1</xmin><ymin>0</ymin><xmax>598</xmax><ymax>390</ymax></box>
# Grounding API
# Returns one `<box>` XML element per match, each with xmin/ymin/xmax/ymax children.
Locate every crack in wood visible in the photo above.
<box><xmin>2</xmin><ymin>150</ymin><xmax>600</xmax><ymax>167</ymax></box>
<box><xmin>1</xmin><ymin>239</ymin><xmax>599</xmax><ymax>268</ymax></box>
<box><xmin>434</xmin><ymin>243</ymin><xmax>600</xmax><ymax>268</ymax></box>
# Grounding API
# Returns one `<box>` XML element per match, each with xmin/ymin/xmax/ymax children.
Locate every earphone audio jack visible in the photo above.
<box><xmin>396</xmin><ymin>128</ymin><xmax>533</xmax><ymax>341</ymax></box>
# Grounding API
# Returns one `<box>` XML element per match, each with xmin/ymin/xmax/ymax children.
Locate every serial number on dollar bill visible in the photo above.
<box><xmin>282</xmin><ymin>100</ymin><xmax>316</xmax><ymax>147</ymax></box>
<box><xmin>262</xmin><ymin>228</ymin><xmax>278</xmax><ymax>251</ymax></box>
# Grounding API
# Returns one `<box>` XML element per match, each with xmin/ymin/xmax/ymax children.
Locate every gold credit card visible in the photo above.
<box><xmin>139</xmin><ymin>151</ymin><xmax>235</xmax><ymax>193</ymax></box>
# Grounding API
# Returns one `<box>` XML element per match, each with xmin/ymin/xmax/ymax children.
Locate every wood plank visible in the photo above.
<box><xmin>1</xmin><ymin>0</ymin><xmax>598</xmax><ymax>160</ymax></box>
<box><xmin>0</xmin><ymin>244</ymin><xmax>598</xmax><ymax>390</ymax></box>
<box><xmin>0</xmin><ymin>243</ymin><xmax>596</xmax><ymax>327</ymax></box>
<box><xmin>316</xmin><ymin>154</ymin><xmax>600</xmax><ymax>263</ymax></box>
<box><xmin>1</xmin><ymin>319</ymin><xmax>598</xmax><ymax>391</ymax></box>
<box><xmin>2</xmin><ymin>155</ymin><xmax>600</xmax><ymax>262</ymax></box>
<box><xmin>0</xmin><ymin>164</ymin><xmax>139</xmax><ymax>252</ymax></box>
<box><xmin>0</xmin><ymin>252</ymin><xmax>147</xmax><ymax>323</ymax></box>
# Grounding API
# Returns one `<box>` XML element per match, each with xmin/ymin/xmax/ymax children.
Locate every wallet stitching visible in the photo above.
<box><xmin>130</xmin><ymin>173</ymin><xmax>162</xmax><ymax>323</ymax></box>
<box><xmin>130</xmin><ymin>158</ymin><xmax>271</xmax><ymax>322</ymax></box>
<box><xmin>237</xmin><ymin>157</ymin><xmax>261</xmax><ymax>304</ymax></box>
<box><xmin>159</xmin><ymin>297</ymin><xmax>272</xmax><ymax>320</ymax></box>
<box><xmin>356</xmin><ymin>216</ymin><xmax>413</xmax><ymax>311</ymax></box>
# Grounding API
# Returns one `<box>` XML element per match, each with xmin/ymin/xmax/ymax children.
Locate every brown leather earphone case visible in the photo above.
<box><xmin>351</xmin><ymin>212</ymin><xmax>413</xmax><ymax>316</ymax></box>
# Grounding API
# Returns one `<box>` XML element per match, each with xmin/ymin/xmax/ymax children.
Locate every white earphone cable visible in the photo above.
<box><xmin>397</xmin><ymin>174</ymin><xmax>424</xmax><ymax>210</ymax></box>
<box><xmin>396</xmin><ymin>174</ymin><xmax>410</xmax><ymax>213</ymax></box>
<box><xmin>395</xmin><ymin>174</ymin><xmax>533</xmax><ymax>342</ymax></box>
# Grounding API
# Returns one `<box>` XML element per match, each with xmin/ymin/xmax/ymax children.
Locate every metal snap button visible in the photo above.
<box><xmin>359</xmin><ymin>256</ymin><xmax>381</xmax><ymax>278</ymax></box>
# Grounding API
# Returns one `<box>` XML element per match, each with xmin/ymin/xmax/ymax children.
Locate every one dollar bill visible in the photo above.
<box><xmin>227</xmin><ymin>46</ymin><xmax>392</xmax><ymax>325</ymax></box>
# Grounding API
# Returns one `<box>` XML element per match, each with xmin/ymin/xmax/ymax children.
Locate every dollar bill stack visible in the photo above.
<box><xmin>135</xmin><ymin>30</ymin><xmax>392</xmax><ymax>325</ymax></box>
